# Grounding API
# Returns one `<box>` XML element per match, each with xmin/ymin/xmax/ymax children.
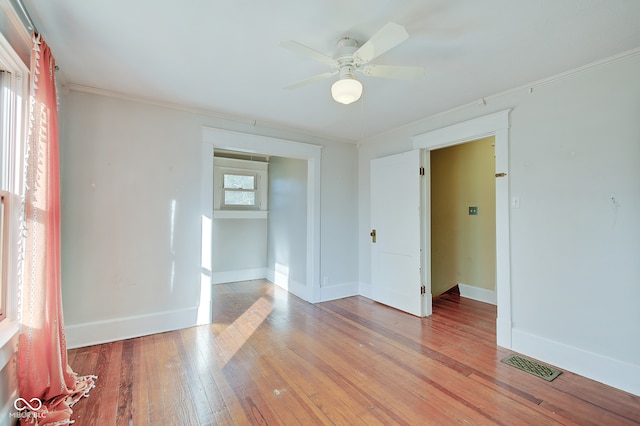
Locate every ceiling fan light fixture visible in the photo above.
<box><xmin>331</xmin><ymin>77</ymin><xmax>362</xmax><ymax>105</ymax></box>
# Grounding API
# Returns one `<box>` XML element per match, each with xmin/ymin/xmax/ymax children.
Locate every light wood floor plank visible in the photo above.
<box><xmin>68</xmin><ymin>280</ymin><xmax>640</xmax><ymax>425</ymax></box>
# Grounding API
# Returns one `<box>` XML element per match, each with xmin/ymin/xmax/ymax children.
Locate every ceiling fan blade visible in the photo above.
<box><xmin>361</xmin><ymin>64</ymin><xmax>424</xmax><ymax>80</ymax></box>
<box><xmin>280</xmin><ymin>40</ymin><xmax>337</xmax><ymax>67</ymax></box>
<box><xmin>284</xmin><ymin>71</ymin><xmax>337</xmax><ymax>90</ymax></box>
<box><xmin>353</xmin><ymin>22</ymin><xmax>409</xmax><ymax>65</ymax></box>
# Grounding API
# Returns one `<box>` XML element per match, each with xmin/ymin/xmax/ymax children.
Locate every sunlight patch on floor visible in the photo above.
<box><xmin>215</xmin><ymin>295</ymin><xmax>273</xmax><ymax>366</ymax></box>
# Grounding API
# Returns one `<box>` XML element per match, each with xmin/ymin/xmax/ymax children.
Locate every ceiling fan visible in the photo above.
<box><xmin>281</xmin><ymin>22</ymin><xmax>424</xmax><ymax>105</ymax></box>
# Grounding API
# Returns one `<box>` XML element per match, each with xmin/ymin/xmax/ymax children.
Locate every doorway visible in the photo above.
<box><xmin>413</xmin><ymin>110</ymin><xmax>512</xmax><ymax>348</ymax></box>
<box><xmin>200</xmin><ymin>127</ymin><xmax>322</xmax><ymax>324</ymax></box>
<box><xmin>430</xmin><ymin>137</ymin><xmax>496</xmax><ymax>302</ymax></box>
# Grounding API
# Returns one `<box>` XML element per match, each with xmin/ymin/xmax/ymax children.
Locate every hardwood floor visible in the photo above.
<box><xmin>68</xmin><ymin>280</ymin><xmax>640</xmax><ymax>425</ymax></box>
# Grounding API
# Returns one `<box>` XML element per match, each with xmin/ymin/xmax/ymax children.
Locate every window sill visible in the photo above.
<box><xmin>0</xmin><ymin>320</ymin><xmax>19</xmax><ymax>370</ymax></box>
<box><xmin>213</xmin><ymin>210</ymin><xmax>268</xmax><ymax>219</ymax></box>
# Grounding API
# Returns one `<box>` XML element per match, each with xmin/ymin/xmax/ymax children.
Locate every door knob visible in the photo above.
<box><xmin>370</xmin><ymin>229</ymin><xmax>376</xmax><ymax>243</ymax></box>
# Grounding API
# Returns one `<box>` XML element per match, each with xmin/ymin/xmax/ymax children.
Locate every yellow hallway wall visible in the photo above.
<box><xmin>430</xmin><ymin>136</ymin><xmax>496</xmax><ymax>296</ymax></box>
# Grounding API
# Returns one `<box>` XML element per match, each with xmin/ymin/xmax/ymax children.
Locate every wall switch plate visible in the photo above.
<box><xmin>469</xmin><ymin>206</ymin><xmax>478</xmax><ymax>215</ymax></box>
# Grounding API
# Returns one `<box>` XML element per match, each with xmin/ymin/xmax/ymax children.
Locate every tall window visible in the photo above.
<box><xmin>0</xmin><ymin>33</ymin><xmax>29</xmax><ymax>323</ymax></box>
<box><xmin>0</xmin><ymin>70</ymin><xmax>9</xmax><ymax>320</ymax></box>
<box><xmin>0</xmin><ymin>69</ymin><xmax>14</xmax><ymax>321</ymax></box>
<box><xmin>0</xmin><ymin>192</ymin><xmax>6</xmax><ymax>320</ymax></box>
<box><xmin>1</xmin><ymin>70</ymin><xmax>16</xmax><ymax>192</ymax></box>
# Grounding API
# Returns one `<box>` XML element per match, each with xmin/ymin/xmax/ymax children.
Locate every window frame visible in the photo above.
<box><xmin>221</xmin><ymin>171</ymin><xmax>259</xmax><ymax>209</ymax></box>
<box><xmin>0</xmin><ymin>192</ymin><xmax>6</xmax><ymax>321</ymax></box>
<box><xmin>213</xmin><ymin>156</ymin><xmax>268</xmax><ymax>214</ymax></box>
<box><xmin>0</xmin><ymin>30</ymin><xmax>29</xmax><ymax>330</ymax></box>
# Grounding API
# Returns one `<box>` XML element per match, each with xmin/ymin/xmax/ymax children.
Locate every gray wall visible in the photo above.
<box><xmin>267</xmin><ymin>156</ymin><xmax>308</xmax><ymax>288</ymax></box>
<box><xmin>212</xmin><ymin>219</ymin><xmax>267</xmax><ymax>272</ymax></box>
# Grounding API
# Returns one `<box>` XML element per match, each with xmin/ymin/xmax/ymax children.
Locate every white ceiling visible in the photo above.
<box><xmin>22</xmin><ymin>0</ymin><xmax>640</xmax><ymax>142</ymax></box>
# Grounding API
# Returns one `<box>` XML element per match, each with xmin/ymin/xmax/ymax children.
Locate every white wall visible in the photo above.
<box><xmin>267</xmin><ymin>157</ymin><xmax>307</xmax><ymax>291</ymax></box>
<box><xmin>60</xmin><ymin>90</ymin><xmax>359</xmax><ymax>347</ymax></box>
<box><xmin>320</xmin><ymin>139</ymin><xmax>360</xmax><ymax>300</ymax></box>
<box><xmin>358</xmin><ymin>50</ymin><xmax>640</xmax><ymax>395</ymax></box>
<box><xmin>60</xmin><ymin>93</ymin><xmax>203</xmax><ymax>346</ymax></box>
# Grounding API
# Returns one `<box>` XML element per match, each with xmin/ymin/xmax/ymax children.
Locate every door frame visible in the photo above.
<box><xmin>412</xmin><ymin>110</ymin><xmax>512</xmax><ymax>348</ymax></box>
<box><xmin>201</xmin><ymin>127</ymin><xmax>322</xmax><ymax>306</ymax></box>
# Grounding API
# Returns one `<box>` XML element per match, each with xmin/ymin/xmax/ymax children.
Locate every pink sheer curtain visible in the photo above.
<box><xmin>17</xmin><ymin>34</ymin><xmax>96</xmax><ymax>425</ymax></box>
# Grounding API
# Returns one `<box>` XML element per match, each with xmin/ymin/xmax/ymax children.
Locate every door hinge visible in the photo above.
<box><xmin>420</xmin><ymin>285</ymin><xmax>426</xmax><ymax>295</ymax></box>
<box><xmin>495</xmin><ymin>172</ymin><xmax>507</xmax><ymax>178</ymax></box>
<box><xmin>419</xmin><ymin>167</ymin><xmax>425</xmax><ymax>176</ymax></box>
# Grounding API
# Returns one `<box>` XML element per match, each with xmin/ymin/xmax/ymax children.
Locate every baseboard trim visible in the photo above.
<box><xmin>358</xmin><ymin>282</ymin><xmax>372</xmax><ymax>299</ymax></box>
<box><xmin>512</xmin><ymin>328</ymin><xmax>640</xmax><ymax>397</ymax></box>
<box><xmin>65</xmin><ymin>307</ymin><xmax>198</xmax><ymax>349</ymax></box>
<box><xmin>319</xmin><ymin>282</ymin><xmax>359</xmax><ymax>302</ymax></box>
<box><xmin>496</xmin><ymin>316</ymin><xmax>513</xmax><ymax>349</ymax></box>
<box><xmin>266</xmin><ymin>268</ymin><xmax>310</xmax><ymax>301</ymax></box>
<box><xmin>212</xmin><ymin>267</ymin><xmax>267</xmax><ymax>284</ymax></box>
<box><xmin>458</xmin><ymin>283</ymin><xmax>496</xmax><ymax>305</ymax></box>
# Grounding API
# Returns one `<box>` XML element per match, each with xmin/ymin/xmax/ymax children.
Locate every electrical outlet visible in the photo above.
<box><xmin>468</xmin><ymin>206</ymin><xmax>478</xmax><ymax>215</ymax></box>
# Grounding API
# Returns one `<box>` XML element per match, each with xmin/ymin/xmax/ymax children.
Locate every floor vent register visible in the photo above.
<box><xmin>501</xmin><ymin>354</ymin><xmax>562</xmax><ymax>382</ymax></box>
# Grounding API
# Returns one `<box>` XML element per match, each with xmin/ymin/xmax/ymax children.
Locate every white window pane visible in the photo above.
<box><xmin>223</xmin><ymin>174</ymin><xmax>255</xmax><ymax>190</ymax></box>
<box><xmin>224</xmin><ymin>190</ymin><xmax>256</xmax><ymax>206</ymax></box>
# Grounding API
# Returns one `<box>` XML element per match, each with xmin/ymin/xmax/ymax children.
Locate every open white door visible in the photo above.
<box><xmin>370</xmin><ymin>150</ymin><xmax>425</xmax><ymax>317</ymax></box>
